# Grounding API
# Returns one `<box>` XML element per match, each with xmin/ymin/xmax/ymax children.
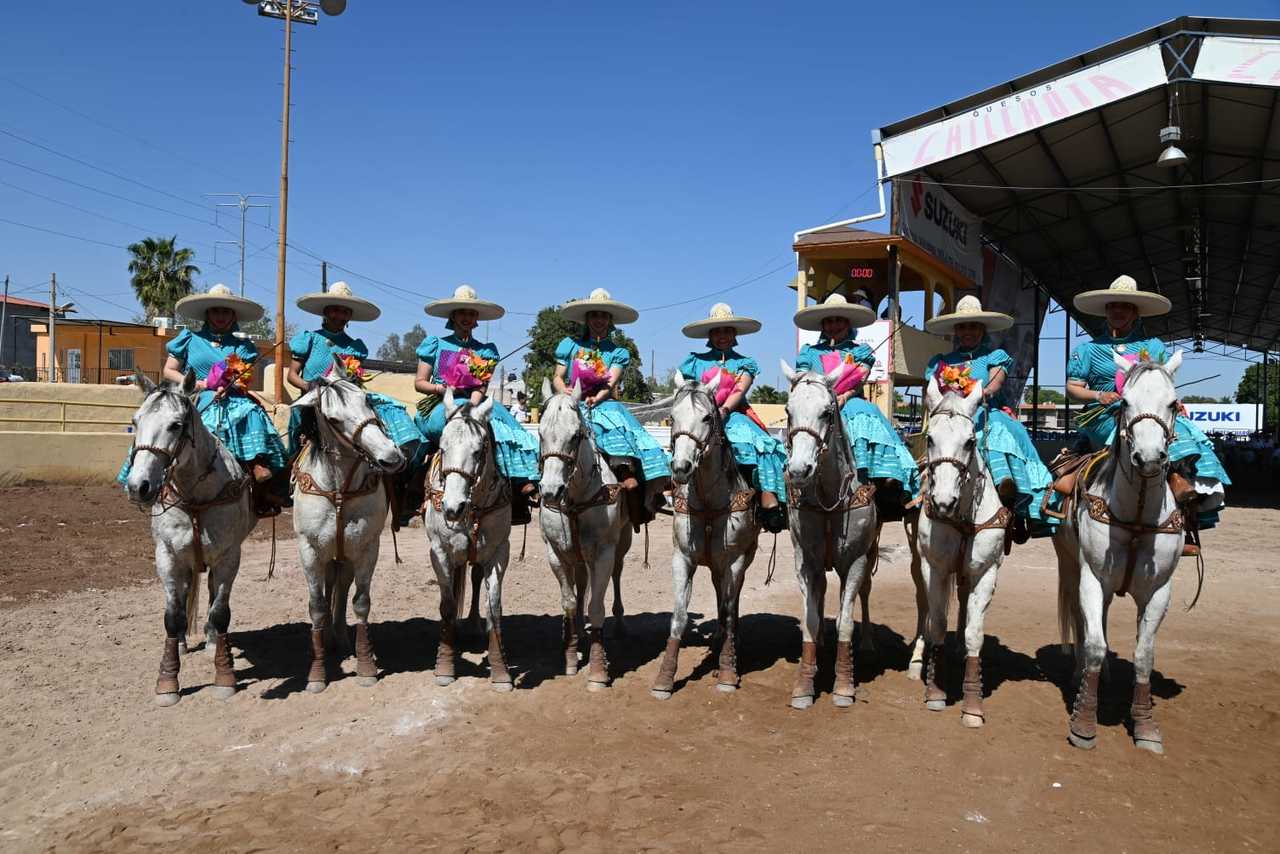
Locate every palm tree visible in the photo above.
<box><xmin>127</xmin><ymin>236</ymin><xmax>200</xmax><ymax>319</ymax></box>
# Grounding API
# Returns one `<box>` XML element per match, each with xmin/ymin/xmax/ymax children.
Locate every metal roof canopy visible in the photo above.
<box><xmin>877</xmin><ymin>16</ymin><xmax>1280</xmax><ymax>357</ymax></box>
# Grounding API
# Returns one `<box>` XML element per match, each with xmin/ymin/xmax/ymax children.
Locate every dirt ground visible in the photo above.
<box><xmin>2</xmin><ymin>485</ymin><xmax>1278</xmax><ymax>852</ymax></box>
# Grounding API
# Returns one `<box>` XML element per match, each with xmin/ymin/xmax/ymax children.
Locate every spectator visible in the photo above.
<box><xmin>511</xmin><ymin>392</ymin><xmax>529</xmax><ymax>423</ymax></box>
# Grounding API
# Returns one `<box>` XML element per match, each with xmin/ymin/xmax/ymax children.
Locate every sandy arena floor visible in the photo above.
<box><xmin>1</xmin><ymin>485</ymin><xmax>1278</xmax><ymax>852</ymax></box>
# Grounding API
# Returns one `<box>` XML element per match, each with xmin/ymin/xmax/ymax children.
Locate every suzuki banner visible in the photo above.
<box><xmin>1182</xmin><ymin>403</ymin><xmax>1258</xmax><ymax>435</ymax></box>
<box><xmin>1192</xmin><ymin>36</ymin><xmax>1280</xmax><ymax>87</ymax></box>
<box><xmin>893</xmin><ymin>173</ymin><xmax>983</xmax><ymax>283</ymax></box>
<box><xmin>881</xmin><ymin>43</ymin><xmax>1168</xmax><ymax>176</ymax></box>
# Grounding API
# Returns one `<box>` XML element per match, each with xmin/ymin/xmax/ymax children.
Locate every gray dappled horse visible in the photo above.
<box><xmin>291</xmin><ymin>357</ymin><xmax>404</xmax><ymax>692</ymax></box>
<box><xmin>125</xmin><ymin>369</ymin><xmax>256</xmax><ymax>706</ymax></box>
<box><xmin>538</xmin><ymin>379</ymin><xmax>632</xmax><ymax>690</ymax></box>
<box><xmin>424</xmin><ymin>392</ymin><xmax>516</xmax><ymax>691</ymax></box>
<box><xmin>781</xmin><ymin>361</ymin><xmax>879</xmax><ymax>709</ymax></box>
<box><xmin>651</xmin><ymin>378</ymin><xmax>759</xmax><ymax>698</ymax></box>
<box><xmin>1055</xmin><ymin>352</ymin><xmax>1187</xmax><ymax>754</ymax></box>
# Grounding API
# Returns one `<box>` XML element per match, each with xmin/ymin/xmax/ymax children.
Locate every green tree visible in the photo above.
<box><xmin>376</xmin><ymin>324</ymin><xmax>429</xmax><ymax>362</ymax></box>
<box><xmin>649</xmin><ymin>367</ymin><xmax>682</xmax><ymax>398</ymax></box>
<box><xmin>749</xmin><ymin>384</ymin><xmax>787</xmax><ymax>405</ymax></box>
<box><xmin>1024</xmin><ymin>387</ymin><xmax>1066</xmax><ymax>404</ymax></box>
<box><xmin>1182</xmin><ymin>394</ymin><xmax>1218</xmax><ymax>404</ymax></box>
<box><xmin>238</xmin><ymin>314</ymin><xmax>297</xmax><ymax>346</ymax></box>
<box><xmin>127</xmin><ymin>235</ymin><xmax>199</xmax><ymax>319</ymax></box>
<box><xmin>522</xmin><ymin>306</ymin><xmax>649</xmax><ymax>408</ymax></box>
<box><xmin>1234</xmin><ymin>362</ymin><xmax>1278</xmax><ymax>429</ymax></box>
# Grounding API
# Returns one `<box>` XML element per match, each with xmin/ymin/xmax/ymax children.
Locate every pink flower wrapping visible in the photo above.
<box><xmin>437</xmin><ymin>349</ymin><xmax>493</xmax><ymax>390</ymax></box>
<box><xmin>570</xmin><ymin>348</ymin><xmax>609</xmax><ymax>394</ymax></box>
<box><xmin>699</xmin><ymin>366</ymin><xmax>738</xmax><ymax>406</ymax></box>
<box><xmin>819</xmin><ymin>351</ymin><xmax>868</xmax><ymax>396</ymax></box>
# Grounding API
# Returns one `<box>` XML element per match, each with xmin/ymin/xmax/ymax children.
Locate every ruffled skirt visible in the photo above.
<box><xmin>840</xmin><ymin>397</ymin><xmax>921</xmax><ymax>499</ymax></box>
<box><xmin>583</xmin><ymin>400</ymin><xmax>671</xmax><ymax>483</ymax></box>
<box><xmin>723</xmin><ymin>411</ymin><xmax>787</xmax><ymax>502</ymax></box>
<box><xmin>979</xmin><ymin>409</ymin><xmax>1055</xmax><ymax>531</ymax></box>
<box><xmin>416</xmin><ymin>397</ymin><xmax>540</xmax><ymax>483</ymax></box>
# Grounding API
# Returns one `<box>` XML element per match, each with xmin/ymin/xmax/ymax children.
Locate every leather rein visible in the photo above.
<box><xmin>921</xmin><ymin>408</ymin><xmax>1012</xmax><ymax>558</ymax></box>
<box><xmin>425</xmin><ymin>408</ymin><xmax>511</xmax><ymax>566</ymax></box>
<box><xmin>539</xmin><ymin>406</ymin><xmax>624</xmax><ymax>574</ymax></box>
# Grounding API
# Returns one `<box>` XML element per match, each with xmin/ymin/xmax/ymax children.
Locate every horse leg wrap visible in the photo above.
<box><xmin>156</xmin><ymin>636</ymin><xmax>181</xmax><ymax>696</ymax></box>
<box><xmin>586</xmin><ymin>628</ymin><xmax>610</xmax><ymax>686</ymax></box>
<box><xmin>791</xmin><ymin>641</ymin><xmax>818</xmax><ymax>703</ymax></box>
<box><xmin>436</xmin><ymin>622</ymin><xmax>457</xmax><ymax>681</ymax></box>
<box><xmin>1130</xmin><ymin>682</ymin><xmax>1162</xmax><ymax>747</ymax></box>
<box><xmin>960</xmin><ymin>656</ymin><xmax>984</xmax><ymax>719</ymax></box>
<box><xmin>355</xmin><ymin>622</ymin><xmax>377</xmax><ymax>679</ymax></box>
<box><xmin>562</xmin><ymin>615</ymin><xmax>580</xmax><ymax>675</ymax></box>
<box><xmin>717</xmin><ymin>630</ymin><xmax>739</xmax><ymax>689</ymax></box>
<box><xmin>652</xmin><ymin>637</ymin><xmax>681</xmax><ymax>694</ymax></box>
<box><xmin>308</xmin><ymin>620</ymin><xmax>328</xmax><ymax>685</ymax></box>
<box><xmin>1070</xmin><ymin>670</ymin><xmax>1101</xmax><ymax>745</ymax></box>
<box><xmin>212</xmin><ymin>633</ymin><xmax>236</xmax><ymax>689</ymax></box>
<box><xmin>924</xmin><ymin>644</ymin><xmax>947</xmax><ymax>708</ymax></box>
<box><xmin>487</xmin><ymin>627</ymin><xmax>511</xmax><ymax>686</ymax></box>
<box><xmin>832</xmin><ymin>640</ymin><xmax>856</xmax><ymax>700</ymax></box>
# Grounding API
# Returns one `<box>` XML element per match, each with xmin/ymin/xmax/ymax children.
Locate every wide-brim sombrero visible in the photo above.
<box><xmin>682</xmin><ymin>302</ymin><xmax>762</xmax><ymax>338</ymax></box>
<box><xmin>425</xmin><ymin>285</ymin><xmax>505</xmax><ymax>321</ymax></box>
<box><xmin>175</xmin><ymin>284</ymin><xmax>265</xmax><ymax>323</ymax></box>
<box><xmin>793</xmin><ymin>293</ymin><xmax>875</xmax><ymax>332</ymax></box>
<box><xmin>560</xmin><ymin>288</ymin><xmax>639</xmax><ymax>325</ymax></box>
<box><xmin>924</xmin><ymin>295</ymin><xmax>1014</xmax><ymax>334</ymax></box>
<box><xmin>1073</xmin><ymin>274</ymin><xmax>1171</xmax><ymax>318</ymax></box>
<box><xmin>296</xmin><ymin>281</ymin><xmax>381</xmax><ymax>322</ymax></box>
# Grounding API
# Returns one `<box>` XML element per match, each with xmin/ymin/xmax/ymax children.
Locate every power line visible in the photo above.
<box><xmin>0</xmin><ymin>216</ymin><xmax>126</xmax><ymax>249</ymax></box>
<box><xmin>638</xmin><ymin>261</ymin><xmax>795</xmax><ymax>313</ymax></box>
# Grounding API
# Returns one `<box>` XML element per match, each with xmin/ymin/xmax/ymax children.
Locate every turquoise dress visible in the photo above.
<box><xmin>286</xmin><ymin>328</ymin><xmax>423</xmax><ymax>456</ymax></box>
<box><xmin>679</xmin><ymin>348</ymin><xmax>786</xmax><ymax>502</ymax></box>
<box><xmin>1067</xmin><ymin>326</ymin><xmax>1230</xmax><ymax>527</ymax></box>
<box><xmin>795</xmin><ymin>337</ymin><xmax>920</xmax><ymax>499</ymax></box>
<box><xmin>555</xmin><ymin>335</ymin><xmax>672</xmax><ymax>483</ymax></box>
<box><xmin>927</xmin><ymin>341</ymin><xmax>1054</xmax><ymax>531</ymax></box>
<box><xmin>117</xmin><ymin>325</ymin><xmax>287</xmax><ymax>483</ymax></box>
<box><xmin>415</xmin><ymin>334</ymin><xmax>539</xmax><ymax>483</ymax></box>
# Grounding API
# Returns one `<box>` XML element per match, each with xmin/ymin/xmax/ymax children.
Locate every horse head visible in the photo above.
<box><xmin>538</xmin><ymin>379</ymin><xmax>590</xmax><ymax>504</ymax></box>
<box><xmin>923</xmin><ymin>374</ymin><xmax>985</xmax><ymax>517</ymax></box>
<box><xmin>781</xmin><ymin>359</ymin><xmax>845</xmax><ymax>488</ymax></box>
<box><xmin>125</xmin><ymin>367</ymin><xmax>198</xmax><ymax>506</ymax></box>
<box><xmin>1113</xmin><ymin>350</ymin><xmax>1183</xmax><ymax>478</ymax></box>
<box><xmin>292</xmin><ymin>354</ymin><xmax>404</xmax><ymax>472</ymax></box>
<box><xmin>668</xmin><ymin>377</ymin><xmax>722</xmax><ymax>485</ymax></box>
<box><xmin>437</xmin><ymin>389</ymin><xmax>497</xmax><ymax>524</ymax></box>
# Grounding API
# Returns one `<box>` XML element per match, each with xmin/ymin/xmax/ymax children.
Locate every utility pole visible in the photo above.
<box><xmin>210</xmin><ymin>193</ymin><xmax>272</xmax><ymax>296</ymax></box>
<box><xmin>49</xmin><ymin>274</ymin><xmax>57</xmax><ymax>383</ymax></box>
<box><xmin>0</xmin><ymin>275</ymin><xmax>9</xmax><ymax>369</ymax></box>
<box><xmin>321</xmin><ymin>260</ymin><xmax>328</xmax><ymax>292</ymax></box>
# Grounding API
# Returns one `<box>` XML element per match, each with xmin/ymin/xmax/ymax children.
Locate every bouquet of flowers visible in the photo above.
<box><xmin>935</xmin><ymin>361</ymin><xmax>978</xmax><ymax>396</ymax></box>
<box><xmin>819</xmin><ymin>351</ymin><xmax>870</xmax><ymax>396</ymax></box>
<box><xmin>570</xmin><ymin>347</ymin><xmax>610</xmax><ymax>394</ymax></box>
<box><xmin>437</xmin><ymin>348</ymin><xmax>497</xmax><ymax>390</ymax></box>
<box><xmin>1113</xmin><ymin>347</ymin><xmax>1159</xmax><ymax>395</ymax></box>
<box><xmin>325</xmin><ymin>353</ymin><xmax>367</xmax><ymax>385</ymax></box>
<box><xmin>205</xmin><ymin>354</ymin><xmax>253</xmax><ymax>395</ymax></box>
<box><xmin>699</xmin><ymin>366</ymin><xmax>738</xmax><ymax>407</ymax></box>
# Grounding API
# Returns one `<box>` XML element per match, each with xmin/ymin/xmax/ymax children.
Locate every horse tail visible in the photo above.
<box><xmin>1055</xmin><ymin>543</ymin><xmax>1080</xmax><ymax>653</ymax></box>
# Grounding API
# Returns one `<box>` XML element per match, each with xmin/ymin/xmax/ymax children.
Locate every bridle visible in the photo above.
<box><xmin>784</xmin><ymin>376</ymin><xmax>838</xmax><ymax>462</ymax></box>
<box><xmin>311</xmin><ymin>381</ymin><xmax>390</xmax><ymax>472</ymax></box>
<box><xmin>1115</xmin><ymin>402</ymin><xmax>1176</xmax><ymax>481</ymax></box>
<box><xmin>670</xmin><ymin>386</ymin><xmax>726</xmax><ymax>475</ymax></box>
<box><xmin>539</xmin><ymin>404</ymin><xmax>597</xmax><ymax>495</ymax></box>
<box><xmin>921</xmin><ymin>402</ymin><xmax>1012</xmax><ymax>559</ymax></box>
<box><xmin>924</xmin><ymin>409</ymin><xmax>979</xmax><ymax>494</ymax></box>
<box><xmin>438</xmin><ymin>407</ymin><xmax>496</xmax><ymax>494</ymax></box>
<box><xmin>783</xmin><ymin>375</ymin><xmax>870</xmax><ymax>515</ymax></box>
<box><xmin>128</xmin><ymin>390</ymin><xmax>197</xmax><ymax>490</ymax></box>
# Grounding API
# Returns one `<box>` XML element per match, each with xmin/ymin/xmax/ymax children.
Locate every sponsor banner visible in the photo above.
<box><xmin>979</xmin><ymin>245</ymin><xmax>1044</xmax><ymax>408</ymax></box>
<box><xmin>1192</xmin><ymin>36</ymin><xmax>1280</xmax><ymax>87</ymax></box>
<box><xmin>893</xmin><ymin>173</ymin><xmax>982</xmax><ymax>283</ymax></box>
<box><xmin>796</xmin><ymin>319</ymin><xmax>892</xmax><ymax>381</ymax></box>
<box><xmin>882</xmin><ymin>43</ymin><xmax>1168</xmax><ymax>176</ymax></box>
<box><xmin>1182</xmin><ymin>403</ymin><xmax>1258</xmax><ymax>434</ymax></box>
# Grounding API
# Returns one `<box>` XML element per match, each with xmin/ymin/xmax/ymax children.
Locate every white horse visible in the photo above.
<box><xmin>780</xmin><ymin>362</ymin><xmax>880</xmax><ymax>709</ymax></box>
<box><xmin>124</xmin><ymin>369</ymin><xmax>256</xmax><ymax>706</ymax></box>
<box><xmin>1055</xmin><ymin>352</ymin><xmax>1186</xmax><ymax>754</ymax></box>
<box><xmin>538</xmin><ymin>380</ymin><xmax>632</xmax><ymax>690</ymax></box>
<box><xmin>291</xmin><ymin>359</ymin><xmax>405</xmax><ymax>692</ymax></box>
<box><xmin>916</xmin><ymin>378</ymin><xmax>1011</xmax><ymax>727</ymax></box>
<box><xmin>424</xmin><ymin>393</ymin><xmax>516</xmax><ymax>691</ymax></box>
<box><xmin>651</xmin><ymin>379</ymin><xmax>759</xmax><ymax>698</ymax></box>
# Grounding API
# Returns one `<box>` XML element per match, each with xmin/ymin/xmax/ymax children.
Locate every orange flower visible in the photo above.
<box><xmin>936</xmin><ymin>362</ymin><xmax>977</xmax><ymax>395</ymax></box>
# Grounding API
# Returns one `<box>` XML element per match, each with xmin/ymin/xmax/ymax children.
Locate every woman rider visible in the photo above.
<box><xmin>553</xmin><ymin>288</ymin><xmax>672</xmax><ymax>530</ymax></box>
<box><xmin>925</xmin><ymin>295</ymin><xmax>1054</xmax><ymax>543</ymax></box>
<box><xmin>118</xmin><ymin>284</ymin><xmax>289</xmax><ymax>515</ymax></box>
<box><xmin>678</xmin><ymin>302</ymin><xmax>787</xmax><ymax>533</ymax></box>
<box><xmin>414</xmin><ymin>285</ymin><xmax>540</xmax><ymax>524</ymax></box>
<box><xmin>1060</xmin><ymin>275</ymin><xmax>1229</xmax><ymax>556</ymax></box>
<box><xmin>793</xmin><ymin>292</ymin><xmax>919</xmax><ymax>519</ymax></box>
<box><xmin>286</xmin><ymin>281</ymin><xmax>423</xmax><ymax>518</ymax></box>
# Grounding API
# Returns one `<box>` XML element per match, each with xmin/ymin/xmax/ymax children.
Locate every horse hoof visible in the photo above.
<box><xmin>492</xmin><ymin>681</ymin><xmax>514</xmax><ymax>693</ymax></box>
<box><xmin>790</xmin><ymin>696</ymin><xmax>814</xmax><ymax>710</ymax></box>
<box><xmin>205</xmin><ymin>642</ymin><xmax>218</xmax><ymax>659</ymax></box>
<box><xmin>961</xmin><ymin>713</ymin><xmax>984</xmax><ymax>728</ymax></box>
<box><xmin>926</xmin><ymin>699</ymin><xmax>947</xmax><ymax>712</ymax></box>
<box><xmin>356</xmin><ymin>676</ymin><xmax>378</xmax><ymax>688</ymax></box>
<box><xmin>154</xmin><ymin>692</ymin><xmax>180</xmax><ymax>707</ymax></box>
<box><xmin>1135</xmin><ymin>738</ymin><xmax>1164</xmax><ymax>755</ymax></box>
<box><xmin>586</xmin><ymin>680</ymin><xmax>610</xmax><ymax>692</ymax></box>
<box><xmin>210</xmin><ymin>685</ymin><xmax>236</xmax><ymax>700</ymax></box>
<box><xmin>651</xmin><ymin>689</ymin><xmax>672</xmax><ymax>701</ymax></box>
<box><xmin>907</xmin><ymin>662</ymin><xmax>923</xmax><ymax>681</ymax></box>
<box><xmin>832</xmin><ymin>693</ymin><xmax>855</xmax><ymax>708</ymax></box>
<box><xmin>434</xmin><ymin>675</ymin><xmax>456</xmax><ymax>686</ymax></box>
<box><xmin>1067</xmin><ymin>732</ymin><xmax>1097</xmax><ymax>751</ymax></box>
<box><xmin>305</xmin><ymin>681</ymin><xmax>328</xmax><ymax>694</ymax></box>
<box><xmin>715</xmin><ymin>682</ymin><xmax>738</xmax><ymax>694</ymax></box>
<box><xmin>565</xmin><ymin>665</ymin><xmax>578</xmax><ymax>677</ymax></box>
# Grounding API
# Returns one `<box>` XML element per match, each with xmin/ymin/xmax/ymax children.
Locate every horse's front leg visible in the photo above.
<box><xmin>858</xmin><ymin>527</ymin><xmax>878</xmax><ymax>655</ymax></box>
<box><xmin>790</xmin><ymin>543</ymin><xmax>825</xmax><ymax>710</ymax></box>
<box><xmin>350</xmin><ymin>542</ymin><xmax>380</xmax><ymax>688</ymax></box>
<box><xmin>545</xmin><ymin>537</ymin><xmax>579</xmax><ymax>676</ymax></box>
<box><xmin>154</xmin><ymin>544</ymin><xmax>188</xmax><ymax>707</ymax></box>
<box><xmin>906</xmin><ymin>517</ymin><xmax>928</xmax><ymax>679</ymax></box>
<box><xmin>484</xmin><ymin>539</ymin><xmax>514</xmax><ymax>692</ymax></box>
<box><xmin>716</xmin><ymin>546</ymin><xmax>751</xmax><ymax>694</ymax></box>
<box><xmin>652</xmin><ymin>539</ymin><xmax>696</xmax><ymax>700</ymax></box>
<box><xmin>610</xmin><ymin>548</ymin><xmax>628</xmax><ymax>639</ymax></box>
<box><xmin>462</xmin><ymin>562</ymin><xmax>484</xmax><ymax>637</ymax></box>
<box><xmin>204</xmin><ymin>548</ymin><xmax>242</xmax><ymax>700</ymax></box>
<box><xmin>584</xmin><ymin>540</ymin><xmax>616</xmax><ymax>691</ymax></box>
<box><xmin>299</xmin><ymin>536</ymin><xmax>331</xmax><ymax>693</ymax></box>
<box><xmin>1130</xmin><ymin>578</ymin><xmax>1173</xmax><ymax>754</ymax></box>
<box><xmin>921</xmin><ymin>541</ymin><xmax>953</xmax><ymax>712</ymax></box>
<box><xmin>429</xmin><ymin>546</ymin><xmax>459</xmax><ymax>686</ymax></box>
<box><xmin>832</xmin><ymin>549</ymin><xmax>869</xmax><ymax>708</ymax></box>
<box><xmin>959</xmin><ymin>558</ymin><xmax>999</xmax><ymax>728</ymax></box>
<box><xmin>1068</xmin><ymin>567</ymin><xmax>1109</xmax><ymax>750</ymax></box>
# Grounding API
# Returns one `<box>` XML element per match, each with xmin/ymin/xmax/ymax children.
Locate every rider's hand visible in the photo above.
<box><xmin>836</xmin><ymin>391</ymin><xmax>852</xmax><ymax>408</ymax></box>
<box><xmin>469</xmin><ymin>389</ymin><xmax>484</xmax><ymax>406</ymax></box>
<box><xmin>1098</xmin><ymin>390</ymin><xmax>1120</xmax><ymax>405</ymax></box>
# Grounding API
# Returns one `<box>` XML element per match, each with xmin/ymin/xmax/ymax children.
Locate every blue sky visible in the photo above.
<box><xmin>4</xmin><ymin>1</ymin><xmax>1277</xmax><ymax>397</ymax></box>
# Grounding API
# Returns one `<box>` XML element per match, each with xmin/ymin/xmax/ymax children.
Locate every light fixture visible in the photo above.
<box><xmin>1158</xmin><ymin>88</ymin><xmax>1188</xmax><ymax>169</ymax></box>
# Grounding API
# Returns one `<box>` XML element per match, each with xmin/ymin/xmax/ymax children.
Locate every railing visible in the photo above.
<box><xmin>0</xmin><ymin>397</ymin><xmax>135</xmax><ymax>432</ymax></box>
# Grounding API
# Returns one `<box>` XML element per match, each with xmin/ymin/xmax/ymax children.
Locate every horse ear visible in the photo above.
<box><xmin>924</xmin><ymin>376</ymin><xmax>942</xmax><ymax>412</ymax></box>
<box><xmin>133</xmin><ymin>367</ymin><xmax>156</xmax><ymax>396</ymax></box>
<box><xmin>473</xmin><ymin>396</ymin><xmax>495</xmax><ymax>421</ymax></box>
<box><xmin>570</xmin><ymin>378</ymin><xmax>583</xmax><ymax>403</ymax></box>
<box><xmin>442</xmin><ymin>387</ymin><xmax>458</xmax><ymax>417</ymax></box>
<box><xmin>962</xmin><ymin>380</ymin><xmax>984</xmax><ymax>416</ymax></box>
<box><xmin>1165</xmin><ymin>349</ymin><xmax>1183</xmax><ymax>376</ymax></box>
<box><xmin>1112</xmin><ymin>351</ymin><xmax>1132</xmax><ymax>372</ymax></box>
<box><xmin>541</xmin><ymin>377</ymin><xmax>553</xmax><ymax>401</ymax></box>
<box><xmin>698</xmin><ymin>375</ymin><xmax>719</xmax><ymax>396</ymax></box>
<box><xmin>182</xmin><ymin>368</ymin><xmax>198</xmax><ymax>396</ymax></box>
<box><xmin>780</xmin><ymin>360</ymin><xmax>798</xmax><ymax>386</ymax></box>
<box><xmin>330</xmin><ymin>351</ymin><xmax>347</xmax><ymax>377</ymax></box>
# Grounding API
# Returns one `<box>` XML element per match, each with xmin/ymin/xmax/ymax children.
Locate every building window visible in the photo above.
<box><xmin>107</xmin><ymin>348</ymin><xmax>134</xmax><ymax>371</ymax></box>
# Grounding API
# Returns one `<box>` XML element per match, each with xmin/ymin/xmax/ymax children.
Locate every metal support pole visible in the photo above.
<box><xmin>49</xmin><ymin>273</ymin><xmax>57</xmax><ymax>383</ymax></box>
<box><xmin>1262</xmin><ymin>356</ymin><xmax>1269</xmax><ymax>438</ymax></box>
<box><xmin>1031</xmin><ymin>274</ymin><xmax>1040</xmax><ymax>434</ymax></box>
<box><xmin>1062</xmin><ymin>306</ymin><xmax>1070</xmax><ymax>434</ymax></box>
<box><xmin>272</xmin><ymin>4</ymin><xmax>294</xmax><ymax>405</ymax></box>
<box><xmin>887</xmin><ymin>245</ymin><xmax>900</xmax><ymax>422</ymax></box>
<box><xmin>0</xmin><ymin>275</ymin><xmax>9</xmax><ymax>370</ymax></box>
<box><xmin>321</xmin><ymin>260</ymin><xmax>328</xmax><ymax>293</ymax></box>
